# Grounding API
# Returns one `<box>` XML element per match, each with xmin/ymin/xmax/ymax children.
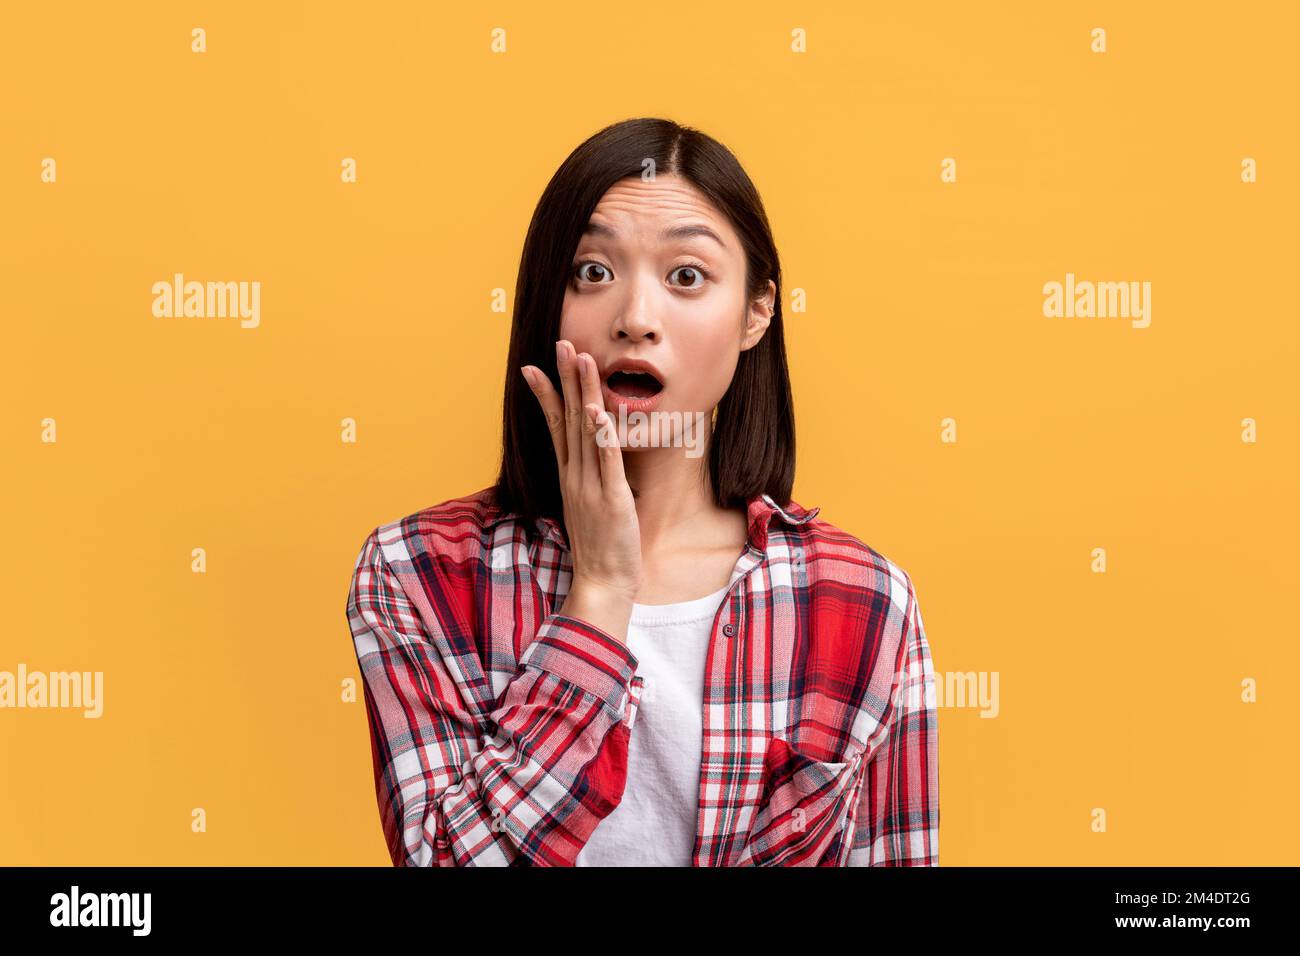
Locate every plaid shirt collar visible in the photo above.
<box><xmin>482</xmin><ymin>493</ymin><xmax>822</xmax><ymax>554</ymax></box>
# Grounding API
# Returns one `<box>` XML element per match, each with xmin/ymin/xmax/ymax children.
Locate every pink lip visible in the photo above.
<box><xmin>599</xmin><ymin>356</ymin><xmax>666</xmax><ymax>415</ymax></box>
<box><xmin>601</xmin><ymin>379</ymin><xmax>662</xmax><ymax>415</ymax></box>
<box><xmin>603</xmin><ymin>357</ymin><xmax>666</xmax><ymax>382</ymax></box>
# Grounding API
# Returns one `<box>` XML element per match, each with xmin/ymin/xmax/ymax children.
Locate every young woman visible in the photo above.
<box><xmin>346</xmin><ymin>117</ymin><xmax>938</xmax><ymax>867</ymax></box>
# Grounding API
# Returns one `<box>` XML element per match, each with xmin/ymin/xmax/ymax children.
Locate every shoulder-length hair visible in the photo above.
<box><xmin>492</xmin><ymin>117</ymin><xmax>795</xmax><ymax>528</ymax></box>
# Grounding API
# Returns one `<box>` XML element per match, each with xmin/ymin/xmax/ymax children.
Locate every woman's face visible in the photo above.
<box><xmin>559</xmin><ymin>173</ymin><xmax>774</xmax><ymax>450</ymax></box>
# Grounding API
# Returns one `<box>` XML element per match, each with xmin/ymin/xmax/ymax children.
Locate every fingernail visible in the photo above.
<box><xmin>520</xmin><ymin>366</ymin><xmax>534</xmax><ymax>387</ymax></box>
<box><xmin>555</xmin><ymin>341</ymin><xmax>564</xmax><ymax>364</ymax></box>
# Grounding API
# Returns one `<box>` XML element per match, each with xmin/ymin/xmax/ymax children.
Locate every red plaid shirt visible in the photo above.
<box><xmin>345</xmin><ymin>486</ymin><xmax>938</xmax><ymax>866</ymax></box>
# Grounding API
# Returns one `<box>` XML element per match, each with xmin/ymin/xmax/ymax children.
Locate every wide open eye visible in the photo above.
<box><xmin>669</xmin><ymin>264</ymin><xmax>709</xmax><ymax>289</ymax></box>
<box><xmin>573</xmin><ymin>261</ymin><xmax>613</xmax><ymax>283</ymax></box>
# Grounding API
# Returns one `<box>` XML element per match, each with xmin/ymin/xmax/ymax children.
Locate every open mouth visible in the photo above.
<box><xmin>605</xmin><ymin>369</ymin><xmax>664</xmax><ymax>399</ymax></box>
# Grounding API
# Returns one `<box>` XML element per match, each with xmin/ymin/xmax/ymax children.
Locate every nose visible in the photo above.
<box><xmin>610</xmin><ymin>278</ymin><xmax>661</xmax><ymax>342</ymax></box>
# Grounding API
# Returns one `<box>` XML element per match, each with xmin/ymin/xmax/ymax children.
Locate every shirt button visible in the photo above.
<box><xmin>722</xmin><ymin>623</ymin><xmax>736</xmax><ymax>637</ymax></box>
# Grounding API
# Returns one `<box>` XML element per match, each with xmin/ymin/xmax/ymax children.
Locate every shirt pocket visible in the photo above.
<box><xmin>736</xmin><ymin>735</ymin><xmax>865</xmax><ymax>866</ymax></box>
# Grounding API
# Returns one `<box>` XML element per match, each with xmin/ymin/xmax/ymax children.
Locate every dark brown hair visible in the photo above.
<box><xmin>492</xmin><ymin>117</ymin><xmax>795</xmax><ymax>527</ymax></box>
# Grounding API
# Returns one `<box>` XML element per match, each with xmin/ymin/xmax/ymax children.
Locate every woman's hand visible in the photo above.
<box><xmin>520</xmin><ymin>340</ymin><xmax>642</xmax><ymax>643</ymax></box>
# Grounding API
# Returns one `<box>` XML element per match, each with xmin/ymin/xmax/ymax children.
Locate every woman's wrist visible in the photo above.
<box><xmin>559</xmin><ymin>576</ymin><xmax>636</xmax><ymax>644</ymax></box>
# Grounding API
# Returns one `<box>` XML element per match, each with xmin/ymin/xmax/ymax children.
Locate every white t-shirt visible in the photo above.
<box><xmin>574</xmin><ymin>583</ymin><xmax>730</xmax><ymax>867</ymax></box>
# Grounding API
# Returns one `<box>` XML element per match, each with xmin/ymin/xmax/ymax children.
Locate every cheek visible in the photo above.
<box><xmin>674</xmin><ymin>314</ymin><xmax>742</xmax><ymax>406</ymax></box>
<box><xmin>558</xmin><ymin>297</ymin><xmax>600</xmax><ymax>352</ymax></box>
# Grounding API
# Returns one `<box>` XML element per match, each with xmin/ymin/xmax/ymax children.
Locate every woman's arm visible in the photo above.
<box><xmin>729</xmin><ymin>573</ymin><xmax>938</xmax><ymax>867</ymax></box>
<box><xmin>347</xmin><ymin>528</ymin><xmax>640</xmax><ymax>867</ymax></box>
<box><xmin>846</xmin><ymin>579</ymin><xmax>940</xmax><ymax>865</ymax></box>
<box><xmin>728</xmin><ymin>573</ymin><xmax>939</xmax><ymax>867</ymax></box>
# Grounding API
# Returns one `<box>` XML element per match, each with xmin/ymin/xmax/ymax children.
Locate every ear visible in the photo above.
<box><xmin>740</xmin><ymin>279</ymin><xmax>777</xmax><ymax>351</ymax></box>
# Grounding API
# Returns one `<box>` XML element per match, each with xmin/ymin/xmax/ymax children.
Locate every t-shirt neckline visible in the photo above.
<box><xmin>629</xmin><ymin>583</ymin><xmax>731</xmax><ymax>627</ymax></box>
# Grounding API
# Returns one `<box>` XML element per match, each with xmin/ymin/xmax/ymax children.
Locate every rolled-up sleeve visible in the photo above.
<box><xmin>346</xmin><ymin>528</ymin><xmax>640</xmax><ymax>866</ymax></box>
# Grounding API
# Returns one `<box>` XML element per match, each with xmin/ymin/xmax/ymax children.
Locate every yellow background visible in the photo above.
<box><xmin>2</xmin><ymin>1</ymin><xmax>1296</xmax><ymax>865</ymax></box>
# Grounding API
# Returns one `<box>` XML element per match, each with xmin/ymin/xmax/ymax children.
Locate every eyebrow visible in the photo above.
<box><xmin>583</xmin><ymin>221</ymin><xmax>727</xmax><ymax>249</ymax></box>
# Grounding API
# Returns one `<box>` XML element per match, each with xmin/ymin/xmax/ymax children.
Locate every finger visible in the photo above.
<box><xmin>590</xmin><ymin>407</ymin><xmax>629</xmax><ymax>499</ymax></box>
<box><xmin>521</xmin><ymin>365</ymin><xmax>566</xmax><ymax>470</ymax></box>
<box><xmin>579</xmin><ymin>398</ymin><xmax>600</xmax><ymax>490</ymax></box>
<box><xmin>577</xmin><ymin>353</ymin><xmax>604</xmax><ymax>489</ymax></box>
<box><xmin>556</xmin><ymin>340</ymin><xmax>583</xmax><ymax>477</ymax></box>
<box><xmin>582</xmin><ymin>404</ymin><xmax>604</xmax><ymax>487</ymax></box>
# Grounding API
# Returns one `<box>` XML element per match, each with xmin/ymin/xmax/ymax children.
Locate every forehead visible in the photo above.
<box><xmin>584</xmin><ymin>175</ymin><xmax>733</xmax><ymax>247</ymax></box>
